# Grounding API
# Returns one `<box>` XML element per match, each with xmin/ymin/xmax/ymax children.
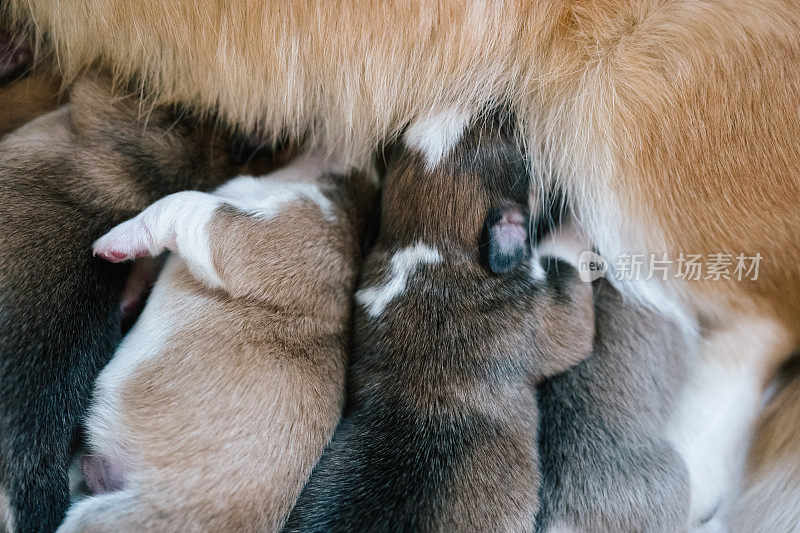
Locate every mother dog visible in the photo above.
<box><xmin>4</xmin><ymin>1</ymin><xmax>800</xmax><ymax>529</ymax></box>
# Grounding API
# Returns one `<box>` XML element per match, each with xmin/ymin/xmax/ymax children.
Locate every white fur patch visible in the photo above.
<box><xmin>58</xmin><ymin>489</ymin><xmax>136</xmax><ymax>533</ymax></box>
<box><xmin>528</xmin><ymin>254</ymin><xmax>546</xmax><ymax>281</ymax></box>
<box><xmin>356</xmin><ymin>242</ymin><xmax>442</xmax><ymax>318</ymax></box>
<box><xmin>86</xmin><ymin>262</ymin><xmax>180</xmax><ymax>479</ymax></box>
<box><xmin>215</xmin><ymin>147</ymin><xmax>346</xmax><ymax>223</ymax></box>
<box><xmin>666</xmin><ymin>316</ymin><xmax>792</xmax><ymax>529</ymax></box>
<box><xmin>218</xmin><ymin>176</ymin><xmax>336</xmax><ymax>223</ymax></box>
<box><xmin>403</xmin><ymin>107</ymin><xmax>472</xmax><ymax>170</ymax></box>
<box><xmin>0</xmin><ymin>489</ymin><xmax>13</xmax><ymax>533</ymax></box>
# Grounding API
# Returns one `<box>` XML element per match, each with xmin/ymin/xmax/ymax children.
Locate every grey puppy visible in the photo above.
<box><xmin>536</xmin><ymin>275</ymin><xmax>691</xmax><ymax>532</ymax></box>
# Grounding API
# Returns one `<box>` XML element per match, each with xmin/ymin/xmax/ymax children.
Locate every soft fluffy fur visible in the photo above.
<box><xmin>730</xmin><ymin>361</ymin><xmax>800</xmax><ymax>532</ymax></box>
<box><xmin>3</xmin><ymin>0</ymin><xmax>800</xmax><ymax>525</ymax></box>
<box><xmin>0</xmin><ymin>29</ymin><xmax>62</xmax><ymax>137</ymax></box>
<box><xmin>0</xmin><ymin>66</ymin><xmax>63</xmax><ymax>137</ymax></box>
<box><xmin>0</xmin><ymin>75</ymin><xmax>273</xmax><ymax>532</ymax></box>
<box><xmin>57</xmin><ymin>152</ymin><xmax>375</xmax><ymax>532</ymax></box>
<box><xmin>285</xmin><ymin>117</ymin><xmax>595</xmax><ymax>531</ymax></box>
<box><xmin>536</xmin><ymin>276</ymin><xmax>690</xmax><ymax>532</ymax></box>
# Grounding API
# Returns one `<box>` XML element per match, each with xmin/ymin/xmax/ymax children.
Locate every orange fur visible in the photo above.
<box><xmin>3</xmin><ymin>0</ymin><xmax>800</xmax><ymax>526</ymax></box>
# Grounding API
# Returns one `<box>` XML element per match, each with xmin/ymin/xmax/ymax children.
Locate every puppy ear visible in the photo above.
<box><xmin>481</xmin><ymin>203</ymin><xmax>530</xmax><ymax>274</ymax></box>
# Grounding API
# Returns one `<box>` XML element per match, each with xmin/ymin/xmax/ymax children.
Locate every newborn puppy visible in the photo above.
<box><xmin>535</xmin><ymin>236</ymin><xmax>691</xmax><ymax>531</ymax></box>
<box><xmin>58</xmin><ymin>150</ymin><xmax>376</xmax><ymax>532</ymax></box>
<box><xmin>285</xmin><ymin>116</ymin><xmax>594</xmax><ymax>531</ymax></box>
<box><xmin>0</xmin><ymin>75</ymin><xmax>267</xmax><ymax>532</ymax></box>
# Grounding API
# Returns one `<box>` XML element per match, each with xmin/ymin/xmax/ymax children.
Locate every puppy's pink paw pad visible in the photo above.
<box><xmin>98</xmin><ymin>249</ymin><xmax>129</xmax><ymax>262</ymax></box>
<box><xmin>93</xmin><ymin>221</ymin><xmax>154</xmax><ymax>262</ymax></box>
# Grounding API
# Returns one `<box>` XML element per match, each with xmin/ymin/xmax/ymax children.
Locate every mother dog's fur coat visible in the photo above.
<box><xmin>3</xmin><ymin>1</ymin><xmax>800</xmax><ymax>529</ymax></box>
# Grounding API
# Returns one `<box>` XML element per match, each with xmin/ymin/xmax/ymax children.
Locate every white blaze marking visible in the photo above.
<box><xmin>404</xmin><ymin>107</ymin><xmax>472</xmax><ymax>170</ymax></box>
<box><xmin>356</xmin><ymin>242</ymin><xmax>442</xmax><ymax>318</ymax></box>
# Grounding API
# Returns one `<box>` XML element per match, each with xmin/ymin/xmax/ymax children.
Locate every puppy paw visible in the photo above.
<box><xmin>94</xmin><ymin>218</ymin><xmax>159</xmax><ymax>263</ymax></box>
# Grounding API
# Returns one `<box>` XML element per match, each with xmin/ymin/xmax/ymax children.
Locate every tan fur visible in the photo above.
<box><xmin>730</xmin><ymin>366</ymin><xmax>800</xmax><ymax>532</ymax></box>
<box><xmin>64</xmin><ymin>170</ymin><xmax>375</xmax><ymax>532</ymax></box>
<box><xmin>4</xmin><ymin>0</ymin><xmax>800</xmax><ymax>523</ymax></box>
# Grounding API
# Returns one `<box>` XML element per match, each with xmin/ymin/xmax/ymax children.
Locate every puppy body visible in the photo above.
<box><xmin>0</xmin><ymin>76</ymin><xmax>259</xmax><ymax>532</ymax></box>
<box><xmin>4</xmin><ymin>1</ymin><xmax>800</xmax><ymax>523</ymax></box>
<box><xmin>285</xmin><ymin>118</ymin><xmax>594</xmax><ymax>532</ymax></box>
<box><xmin>536</xmin><ymin>272</ymin><xmax>690</xmax><ymax>532</ymax></box>
<box><xmin>58</xmin><ymin>151</ymin><xmax>374</xmax><ymax>532</ymax></box>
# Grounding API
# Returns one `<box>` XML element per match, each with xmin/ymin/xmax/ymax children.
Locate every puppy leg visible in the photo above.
<box><xmin>94</xmin><ymin>173</ymin><xmax>337</xmax><ymax>292</ymax></box>
<box><xmin>666</xmin><ymin>316</ymin><xmax>793</xmax><ymax>530</ymax></box>
<box><xmin>92</xmin><ymin>190</ymin><xmax>226</xmax><ymax>288</ymax></box>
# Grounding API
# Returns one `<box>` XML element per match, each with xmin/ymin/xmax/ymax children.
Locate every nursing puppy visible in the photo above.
<box><xmin>0</xmin><ymin>76</ymin><xmax>265</xmax><ymax>532</ymax></box>
<box><xmin>285</xmin><ymin>117</ymin><xmax>594</xmax><ymax>532</ymax></box>
<box><xmin>536</xmin><ymin>266</ymin><xmax>690</xmax><ymax>531</ymax></box>
<box><xmin>6</xmin><ymin>1</ymin><xmax>800</xmax><ymax>523</ymax></box>
<box><xmin>58</xmin><ymin>151</ymin><xmax>375</xmax><ymax>532</ymax></box>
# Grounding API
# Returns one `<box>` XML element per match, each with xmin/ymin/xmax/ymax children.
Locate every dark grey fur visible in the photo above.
<box><xmin>536</xmin><ymin>279</ymin><xmax>691</xmax><ymax>532</ymax></box>
<box><xmin>0</xmin><ymin>75</ymin><xmax>272</xmax><ymax>532</ymax></box>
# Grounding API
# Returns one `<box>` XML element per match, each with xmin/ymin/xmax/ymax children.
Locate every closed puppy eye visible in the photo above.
<box><xmin>480</xmin><ymin>204</ymin><xmax>530</xmax><ymax>274</ymax></box>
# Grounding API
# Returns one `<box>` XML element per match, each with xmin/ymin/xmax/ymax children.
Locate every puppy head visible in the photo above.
<box><xmin>379</xmin><ymin>112</ymin><xmax>531</xmax><ymax>272</ymax></box>
<box><xmin>480</xmin><ymin>201</ymin><xmax>530</xmax><ymax>274</ymax></box>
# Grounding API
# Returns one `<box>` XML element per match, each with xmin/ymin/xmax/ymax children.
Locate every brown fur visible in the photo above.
<box><xmin>61</xmin><ymin>161</ymin><xmax>376</xmax><ymax>532</ymax></box>
<box><xmin>0</xmin><ymin>73</ymin><xmax>282</xmax><ymax>531</ymax></box>
<box><xmin>3</xmin><ymin>0</ymin><xmax>800</xmax><ymax>524</ymax></box>
<box><xmin>0</xmin><ymin>66</ymin><xmax>63</xmax><ymax>137</ymax></box>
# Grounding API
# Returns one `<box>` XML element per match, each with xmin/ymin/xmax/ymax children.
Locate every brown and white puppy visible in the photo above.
<box><xmin>57</xmin><ymin>150</ymin><xmax>375</xmax><ymax>532</ymax></box>
<box><xmin>4</xmin><ymin>1</ymin><xmax>800</xmax><ymax>524</ymax></box>
<box><xmin>285</xmin><ymin>116</ymin><xmax>594</xmax><ymax>532</ymax></box>
<box><xmin>0</xmin><ymin>75</ymin><xmax>270</xmax><ymax>532</ymax></box>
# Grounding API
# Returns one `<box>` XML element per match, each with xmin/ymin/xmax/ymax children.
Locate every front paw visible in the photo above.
<box><xmin>93</xmin><ymin>217</ymin><xmax>159</xmax><ymax>263</ymax></box>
